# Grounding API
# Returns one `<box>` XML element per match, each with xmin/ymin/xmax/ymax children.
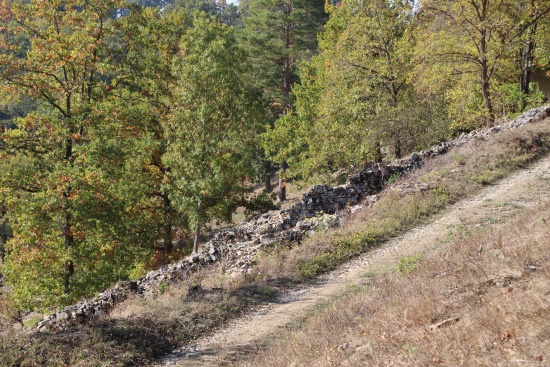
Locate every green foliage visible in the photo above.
<box><xmin>470</xmin><ymin>169</ymin><xmax>504</xmax><ymax>185</ymax></box>
<box><xmin>387</xmin><ymin>172</ymin><xmax>401</xmax><ymax>185</ymax></box>
<box><xmin>158</xmin><ymin>282</ymin><xmax>167</xmax><ymax>295</ymax></box>
<box><xmin>396</xmin><ymin>254</ymin><xmax>421</xmax><ymax>274</ymax></box>
<box><xmin>263</xmin><ymin>62</ymin><xmax>322</xmax><ymax>180</ymax></box>
<box><xmin>452</xmin><ymin>154</ymin><xmax>464</xmax><ymax>165</ymax></box>
<box><xmin>414</xmin><ymin>0</ymin><xmax>517</xmax><ymax>125</ymax></box>
<box><xmin>238</xmin><ymin>0</ymin><xmax>326</xmax><ymax>111</ymax></box>
<box><xmin>414</xmin><ymin>0</ymin><xmax>550</xmax><ymax>128</ymax></box>
<box><xmin>0</xmin><ymin>0</ymin><xmax>549</xmax><ymax>316</ymax></box>
<box><xmin>164</xmin><ymin>14</ymin><xmax>265</xmax><ymax>250</ymax></box>
<box><xmin>267</xmin><ymin>0</ymin><xmax>452</xmax><ymax>181</ymax></box>
<box><xmin>495</xmin><ymin>83</ymin><xmax>546</xmax><ymax>118</ymax></box>
<box><xmin>296</xmin><ymin>227</ymin><xmax>386</xmax><ymax>279</ymax></box>
<box><xmin>0</xmin><ymin>2</ymin><xmax>277</xmax><ymax>310</ymax></box>
<box><xmin>0</xmin><ymin>0</ymin><xmax>158</xmax><ymax>309</ymax></box>
<box><xmin>165</xmin><ymin>0</ymin><xmax>241</xmax><ymax>26</ymax></box>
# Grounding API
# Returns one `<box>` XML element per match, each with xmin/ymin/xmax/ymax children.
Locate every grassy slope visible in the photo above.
<box><xmin>242</xmin><ymin>193</ymin><xmax>550</xmax><ymax>367</ymax></box>
<box><xmin>253</xmin><ymin>121</ymin><xmax>550</xmax><ymax>283</ymax></box>
<box><xmin>0</xmin><ymin>120</ymin><xmax>549</xmax><ymax>366</ymax></box>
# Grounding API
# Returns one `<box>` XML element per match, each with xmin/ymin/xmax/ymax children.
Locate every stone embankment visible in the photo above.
<box><xmin>35</xmin><ymin>105</ymin><xmax>550</xmax><ymax>333</ymax></box>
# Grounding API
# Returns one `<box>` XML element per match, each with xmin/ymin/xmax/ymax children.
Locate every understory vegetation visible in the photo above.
<box><xmin>254</xmin><ymin>123</ymin><xmax>550</xmax><ymax>282</ymax></box>
<box><xmin>0</xmin><ymin>118</ymin><xmax>548</xmax><ymax>367</ymax></box>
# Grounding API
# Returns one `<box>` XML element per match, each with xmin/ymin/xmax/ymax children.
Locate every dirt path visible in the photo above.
<box><xmin>155</xmin><ymin>155</ymin><xmax>550</xmax><ymax>367</ymax></box>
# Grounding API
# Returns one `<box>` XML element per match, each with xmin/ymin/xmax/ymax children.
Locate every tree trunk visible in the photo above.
<box><xmin>519</xmin><ymin>24</ymin><xmax>537</xmax><ymax>110</ymax></box>
<box><xmin>0</xmin><ymin>204</ymin><xmax>7</xmax><ymax>265</ymax></box>
<box><xmin>394</xmin><ymin>139</ymin><xmax>402</xmax><ymax>159</ymax></box>
<box><xmin>63</xmin><ymin>137</ymin><xmax>74</xmax><ymax>295</ymax></box>
<box><xmin>283</xmin><ymin>55</ymin><xmax>291</xmax><ymax>109</ymax></box>
<box><xmin>280</xmin><ymin>8</ymin><xmax>292</xmax><ymax>202</ymax></box>
<box><xmin>374</xmin><ymin>141</ymin><xmax>382</xmax><ymax>163</ymax></box>
<box><xmin>481</xmin><ymin>68</ymin><xmax>494</xmax><ymax>126</ymax></box>
<box><xmin>265</xmin><ymin>173</ymin><xmax>272</xmax><ymax>192</ymax></box>
<box><xmin>63</xmin><ymin>198</ymin><xmax>74</xmax><ymax>295</ymax></box>
<box><xmin>162</xmin><ymin>223</ymin><xmax>172</xmax><ymax>265</ymax></box>
<box><xmin>283</xmin><ymin>1</ymin><xmax>292</xmax><ymax>108</ymax></box>
<box><xmin>479</xmin><ymin>29</ymin><xmax>494</xmax><ymax>127</ymax></box>
<box><xmin>193</xmin><ymin>199</ymin><xmax>202</xmax><ymax>253</ymax></box>
<box><xmin>278</xmin><ymin>160</ymin><xmax>288</xmax><ymax>203</ymax></box>
<box><xmin>162</xmin><ymin>193</ymin><xmax>172</xmax><ymax>265</ymax></box>
<box><xmin>520</xmin><ymin>42</ymin><xmax>535</xmax><ymax>96</ymax></box>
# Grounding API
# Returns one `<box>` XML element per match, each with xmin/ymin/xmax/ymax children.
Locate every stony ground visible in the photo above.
<box><xmin>153</xmin><ymin>148</ymin><xmax>550</xmax><ymax>366</ymax></box>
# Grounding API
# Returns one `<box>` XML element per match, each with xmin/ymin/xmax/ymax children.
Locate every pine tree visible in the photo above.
<box><xmin>239</xmin><ymin>0</ymin><xmax>326</xmax><ymax>110</ymax></box>
<box><xmin>239</xmin><ymin>0</ymin><xmax>326</xmax><ymax>200</ymax></box>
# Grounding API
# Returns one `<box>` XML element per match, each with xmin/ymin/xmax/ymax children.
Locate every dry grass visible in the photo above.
<box><xmin>0</xmin><ymin>265</ymin><xmax>279</xmax><ymax>366</ymax></box>
<box><xmin>252</xmin><ymin>122</ymin><xmax>550</xmax><ymax>283</ymax></box>
<box><xmin>242</xmin><ymin>201</ymin><xmax>550</xmax><ymax>367</ymax></box>
<box><xmin>1</xmin><ymin>121</ymin><xmax>549</xmax><ymax>366</ymax></box>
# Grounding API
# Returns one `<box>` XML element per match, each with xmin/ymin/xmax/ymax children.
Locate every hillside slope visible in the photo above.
<box><xmin>2</xmin><ymin>111</ymin><xmax>550</xmax><ymax>367</ymax></box>
<box><xmin>155</xmin><ymin>133</ymin><xmax>550</xmax><ymax>366</ymax></box>
<box><xmin>240</xmin><ymin>174</ymin><xmax>550</xmax><ymax>367</ymax></box>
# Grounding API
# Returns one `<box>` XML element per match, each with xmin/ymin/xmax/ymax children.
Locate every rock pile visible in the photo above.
<box><xmin>35</xmin><ymin>105</ymin><xmax>550</xmax><ymax>333</ymax></box>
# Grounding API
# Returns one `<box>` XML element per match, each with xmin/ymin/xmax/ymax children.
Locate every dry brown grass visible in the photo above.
<box><xmin>0</xmin><ymin>264</ymin><xmax>279</xmax><ymax>366</ymax></box>
<box><xmin>251</xmin><ymin>122</ymin><xmax>550</xmax><ymax>283</ymax></box>
<box><xmin>242</xmin><ymin>200</ymin><xmax>550</xmax><ymax>367</ymax></box>
<box><xmin>1</xmin><ymin>121</ymin><xmax>549</xmax><ymax>366</ymax></box>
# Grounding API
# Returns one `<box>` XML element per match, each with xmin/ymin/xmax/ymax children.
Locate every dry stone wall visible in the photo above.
<box><xmin>35</xmin><ymin>105</ymin><xmax>550</xmax><ymax>333</ymax></box>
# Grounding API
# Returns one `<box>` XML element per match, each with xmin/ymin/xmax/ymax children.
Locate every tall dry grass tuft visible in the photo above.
<box><xmin>242</xmin><ymin>201</ymin><xmax>550</xmax><ymax>367</ymax></box>
<box><xmin>0</xmin><ymin>264</ymin><xmax>280</xmax><ymax>366</ymax></box>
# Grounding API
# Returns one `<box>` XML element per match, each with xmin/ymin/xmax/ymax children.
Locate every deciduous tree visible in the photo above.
<box><xmin>415</xmin><ymin>0</ymin><xmax>518</xmax><ymax>126</ymax></box>
<box><xmin>0</xmin><ymin>0</ymin><xmax>151</xmax><ymax>308</ymax></box>
<box><xmin>165</xmin><ymin>14</ymin><xmax>264</xmax><ymax>253</ymax></box>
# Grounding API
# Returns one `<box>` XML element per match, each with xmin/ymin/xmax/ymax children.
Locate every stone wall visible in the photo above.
<box><xmin>35</xmin><ymin>105</ymin><xmax>550</xmax><ymax>333</ymax></box>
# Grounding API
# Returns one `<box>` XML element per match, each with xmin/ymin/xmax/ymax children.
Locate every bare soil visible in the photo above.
<box><xmin>155</xmin><ymin>154</ymin><xmax>550</xmax><ymax>367</ymax></box>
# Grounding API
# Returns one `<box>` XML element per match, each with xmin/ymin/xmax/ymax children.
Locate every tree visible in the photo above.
<box><xmin>165</xmin><ymin>0</ymin><xmax>241</xmax><ymax>26</ymax></box>
<box><xmin>507</xmin><ymin>0</ymin><xmax>550</xmax><ymax>107</ymax></box>
<box><xmin>239</xmin><ymin>0</ymin><xmax>325</xmax><ymax>109</ymax></box>
<box><xmin>266</xmin><ymin>0</ymin><xmax>452</xmax><ymax>181</ymax></box>
<box><xmin>263</xmin><ymin>60</ymin><xmax>322</xmax><ymax>180</ymax></box>
<box><xmin>115</xmin><ymin>6</ymin><xmax>192</xmax><ymax>264</ymax></box>
<box><xmin>0</xmin><ymin>0</ymin><xmax>152</xmax><ymax>309</ymax></box>
<box><xmin>321</xmin><ymin>0</ymin><xmax>418</xmax><ymax>159</ymax></box>
<box><xmin>415</xmin><ymin>0</ymin><xmax>518</xmax><ymax>126</ymax></box>
<box><xmin>164</xmin><ymin>14</ymin><xmax>263</xmax><ymax>253</ymax></box>
<box><xmin>131</xmin><ymin>0</ymin><xmax>173</xmax><ymax>8</ymax></box>
<box><xmin>0</xmin><ymin>203</ymin><xmax>11</xmax><ymax>265</ymax></box>
<box><xmin>239</xmin><ymin>0</ymin><xmax>326</xmax><ymax>201</ymax></box>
